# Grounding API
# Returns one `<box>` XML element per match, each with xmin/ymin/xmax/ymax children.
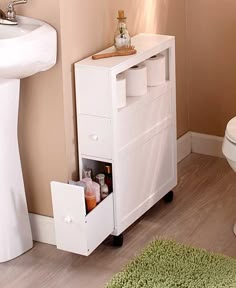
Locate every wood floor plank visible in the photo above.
<box><xmin>0</xmin><ymin>153</ymin><xmax>235</xmax><ymax>288</ymax></box>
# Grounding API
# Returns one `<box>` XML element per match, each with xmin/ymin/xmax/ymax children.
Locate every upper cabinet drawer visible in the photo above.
<box><xmin>75</xmin><ymin>68</ymin><xmax>112</xmax><ymax>118</ymax></box>
<box><xmin>78</xmin><ymin>115</ymin><xmax>112</xmax><ymax>160</ymax></box>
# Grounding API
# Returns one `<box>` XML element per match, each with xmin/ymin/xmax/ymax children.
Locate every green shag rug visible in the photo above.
<box><xmin>106</xmin><ymin>239</ymin><xmax>236</xmax><ymax>288</ymax></box>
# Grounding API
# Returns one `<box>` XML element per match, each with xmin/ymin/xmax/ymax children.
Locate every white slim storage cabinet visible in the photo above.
<box><xmin>51</xmin><ymin>34</ymin><xmax>177</xmax><ymax>256</ymax></box>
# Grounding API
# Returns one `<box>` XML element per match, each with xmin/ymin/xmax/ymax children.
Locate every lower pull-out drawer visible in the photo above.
<box><xmin>51</xmin><ymin>181</ymin><xmax>114</xmax><ymax>256</ymax></box>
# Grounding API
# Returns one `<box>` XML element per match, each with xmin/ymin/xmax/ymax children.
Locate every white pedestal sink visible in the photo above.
<box><xmin>0</xmin><ymin>16</ymin><xmax>57</xmax><ymax>262</ymax></box>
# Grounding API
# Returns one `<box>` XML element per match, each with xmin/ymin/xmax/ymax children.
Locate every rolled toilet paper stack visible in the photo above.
<box><xmin>144</xmin><ymin>54</ymin><xmax>166</xmax><ymax>86</ymax></box>
<box><xmin>116</xmin><ymin>54</ymin><xmax>166</xmax><ymax>105</ymax></box>
<box><xmin>125</xmin><ymin>63</ymin><xmax>147</xmax><ymax>96</ymax></box>
<box><xmin>116</xmin><ymin>73</ymin><xmax>126</xmax><ymax>109</ymax></box>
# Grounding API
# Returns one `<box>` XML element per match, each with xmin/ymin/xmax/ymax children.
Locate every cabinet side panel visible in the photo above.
<box><xmin>115</xmin><ymin>125</ymin><xmax>176</xmax><ymax>233</ymax></box>
<box><xmin>75</xmin><ymin>68</ymin><xmax>111</xmax><ymax>118</ymax></box>
<box><xmin>117</xmin><ymin>89</ymin><xmax>172</xmax><ymax>150</ymax></box>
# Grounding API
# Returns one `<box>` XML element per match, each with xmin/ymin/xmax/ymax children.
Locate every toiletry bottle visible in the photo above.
<box><xmin>83</xmin><ymin>168</ymin><xmax>93</xmax><ymax>179</ymax></box>
<box><xmin>114</xmin><ymin>10</ymin><xmax>131</xmax><ymax>49</ymax></box>
<box><xmin>85</xmin><ymin>183</ymin><xmax>96</xmax><ymax>213</ymax></box>
<box><xmin>82</xmin><ymin>168</ymin><xmax>101</xmax><ymax>204</ymax></box>
<box><xmin>69</xmin><ymin>180</ymin><xmax>87</xmax><ymax>190</ymax></box>
<box><xmin>91</xmin><ymin>181</ymin><xmax>101</xmax><ymax>204</ymax></box>
<box><xmin>104</xmin><ymin>164</ymin><xmax>112</xmax><ymax>193</ymax></box>
<box><xmin>96</xmin><ymin>174</ymin><xmax>109</xmax><ymax>200</ymax></box>
<box><xmin>81</xmin><ymin>168</ymin><xmax>93</xmax><ymax>186</ymax></box>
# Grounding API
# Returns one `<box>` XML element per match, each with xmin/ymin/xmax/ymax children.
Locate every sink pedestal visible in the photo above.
<box><xmin>0</xmin><ymin>15</ymin><xmax>57</xmax><ymax>262</ymax></box>
<box><xmin>0</xmin><ymin>79</ymin><xmax>33</xmax><ymax>263</ymax></box>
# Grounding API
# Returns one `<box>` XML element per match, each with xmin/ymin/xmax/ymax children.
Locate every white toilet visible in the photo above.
<box><xmin>222</xmin><ymin>116</ymin><xmax>236</xmax><ymax>236</ymax></box>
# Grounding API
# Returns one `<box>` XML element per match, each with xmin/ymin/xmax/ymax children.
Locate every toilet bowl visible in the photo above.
<box><xmin>222</xmin><ymin>116</ymin><xmax>236</xmax><ymax>236</ymax></box>
<box><xmin>222</xmin><ymin>117</ymin><xmax>236</xmax><ymax>171</ymax></box>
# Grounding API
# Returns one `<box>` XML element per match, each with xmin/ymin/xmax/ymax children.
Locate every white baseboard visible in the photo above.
<box><xmin>177</xmin><ymin>132</ymin><xmax>192</xmax><ymax>163</ymax></box>
<box><xmin>29</xmin><ymin>132</ymin><xmax>224</xmax><ymax>245</ymax></box>
<box><xmin>29</xmin><ymin>213</ymin><xmax>55</xmax><ymax>245</ymax></box>
<box><xmin>191</xmin><ymin>132</ymin><xmax>224</xmax><ymax>158</ymax></box>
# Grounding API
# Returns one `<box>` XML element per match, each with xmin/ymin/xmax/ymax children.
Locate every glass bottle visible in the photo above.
<box><xmin>104</xmin><ymin>164</ymin><xmax>112</xmax><ymax>193</ymax></box>
<box><xmin>83</xmin><ymin>168</ymin><xmax>93</xmax><ymax>179</ymax></box>
<box><xmin>81</xmin><ymin>168</ymin><xmax>93</xmax><ymax>186</ymax></box>
<box><xmin>114</xmin><ymin>10</ymin><xmax>131</xmax><ymax>49</ymax></box>
<box><xmin>81</xmin><ymin>169</ymin><xmax>92</xmax><ymax>186</ymax></box>
<box><xmin>96</xmin><ymin>174</ymin><xmax>109</xmax><ymax>200</ymax></box>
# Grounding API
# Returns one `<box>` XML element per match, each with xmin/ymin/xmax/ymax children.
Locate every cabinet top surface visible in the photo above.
<box><xmin>75</xmin><ymin>33</ymin><xmax>174</xmax><ymax>71</ymax></box>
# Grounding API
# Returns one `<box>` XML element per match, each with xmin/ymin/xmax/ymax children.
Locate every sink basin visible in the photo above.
<box><xmin>0</xmin><ymin>15</ymin><xmax>57</xmax><ymax>263</ymax></box>
<box><xmin>0</xmin><ymin>15</ymin><xmax>57</xmax><ymax>79</ymax></box>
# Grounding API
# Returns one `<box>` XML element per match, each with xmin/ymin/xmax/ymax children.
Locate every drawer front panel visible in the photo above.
<box><xmin>78</xmin><ymin>115</ymin><xmax>112</xmax><ymax>159</ymax></box>
<box><xmin>117</xmin><ymin>89</ymin><xmax>172</xmax><ymax>150</ymax></box>
<box><xmin>51</xmin><ymin>182</ymin><xmax>114</xmax><ymax>256</ymax></box>
<box><xmin>75</xmin><ymin>68</ymin><xmax>111</xmax><ymax>118</ymax></box>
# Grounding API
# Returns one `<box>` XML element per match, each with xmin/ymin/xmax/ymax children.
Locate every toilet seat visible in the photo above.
<box><xmin>225</xmin><ymin>117</ymin><xmax>236</xmax><ymax>144</ymax></box>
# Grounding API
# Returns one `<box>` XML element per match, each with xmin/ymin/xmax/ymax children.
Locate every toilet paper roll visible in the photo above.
<box><xmin>125</xmin><ymin>64</ymin><xmax>147</xmax><ymax>97</ymax></box>
<box><xmin>144</xmin><ymin>54</ymin><xmax>166</xmax><ymax>87</ymax></box>
<box><xmin>116</xmin><ymin>73</ymin><xmax>126</xmax><ymax>109</ymax></box>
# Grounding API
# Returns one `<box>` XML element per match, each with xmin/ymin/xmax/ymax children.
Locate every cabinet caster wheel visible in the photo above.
<box><xmin>113</xmin><ymin>234</ymin><xmax>124</xmax><ymax>247</ymax></box>
<box><xmin>164</xmin><ymin>190</ymin><xmax>174</xmax><ymax>203</ymax></box>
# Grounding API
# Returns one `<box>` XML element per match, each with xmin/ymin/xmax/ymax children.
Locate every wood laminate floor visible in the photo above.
<box><xmin>0</xmin><ymin>154</ymin><xmax>236</xmax><ymax>288</ymax></box>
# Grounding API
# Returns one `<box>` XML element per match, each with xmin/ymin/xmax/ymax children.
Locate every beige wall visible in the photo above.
<box><xmin>6</xmin><ymin>0</ymin><xmax>235</xmax><ymax>216</ymax></box>
<box><xmin>59</xmin><ymin>0</ymin><xmax>189</xmax><ymax>137</ymax></box>
<box><xmin>1</xmin><ymin>0</ymin><xmax>188</xmax><ymax>216</ymax></box>
<box><xmin>1</xmin><ymin>0</ymin><xmax>69</xmax><ymax>216</ymax></box>
<box><xmin>187</xmin><ymin>0</ymin><xmax>236</xmax><ymax>136</ymax></box>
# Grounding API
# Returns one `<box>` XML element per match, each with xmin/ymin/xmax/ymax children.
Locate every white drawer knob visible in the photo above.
<box><xmin>64</xmin><ymin>216</ymin><xmax>72</xmax><ymax>224</ymax></box>
<box><xmin>89</xmin><ymin>134</ymin><xmax>99</xmax><ymax>141</ymax></box>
